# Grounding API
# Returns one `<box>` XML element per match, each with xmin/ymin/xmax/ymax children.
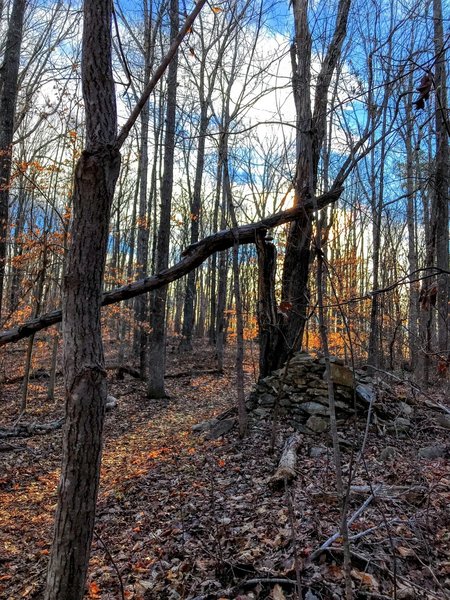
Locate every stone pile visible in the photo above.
<box><xmin>247</xmin><ymin>352</ymin><xmax>376</xmax><ymax>433</ymax></box>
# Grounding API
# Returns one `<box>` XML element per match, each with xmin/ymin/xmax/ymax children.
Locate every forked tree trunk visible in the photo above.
<box><xmin>44</xmin><ymin>1</ymin><xmax>121</xmax><ymax>598</ymax></box>
<box><xmin>272</xmin><ymin>0</ymin><xmax>350</xmax><ymax>369</ymax></box>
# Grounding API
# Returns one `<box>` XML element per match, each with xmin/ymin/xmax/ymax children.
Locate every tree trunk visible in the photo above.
<box><xmin>403</xmin><ymin>78</ymin><xmax>419</xmax><ymax>367</ymax></box>
<box><xmin>134</xmin><ymin>9</ymin><xmax>153</xmax><ymax>378</ymax></box>
<box><xmin>147</xmin><ymin>0</ymin><xmax>179</xmax><ymax>399</ymax></box>
<box><xmin>256</xmin><ymin>230</ymin><xmax>279</xmax><ymax>378</ymax></box>
<box><xmin>181</xmin><ymin>100</ymin><xmax>209</xmax><ymax>350</ymax></box>
<box><xmin>272</xmin><ymin>0</ymin><xmax>350</xmax><ymax>369</ymax></box>
<box><xmin>0</xmin><ymin>0</ymin><xmax>26</xmax><ymax>320</ymax></box>
<box><xmin>44</xmin><ymin>1</ymin><xmax>121</xmax><ymax>597</ymax></box>
<box><xmin>433</xmin><ymin>0</ymin><xmax>449</xmax><ymax>368</ymax></box>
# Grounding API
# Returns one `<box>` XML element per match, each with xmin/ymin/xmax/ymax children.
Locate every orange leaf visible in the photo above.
<box><xmin>88</xmin><ymin>581</ymin><xmax>101</xmax><ymax>598</ymax></box>
<box><xmin>211</xmin><ymin>6</ymin><xmax>223</xmax><ymax>13</ymax></box>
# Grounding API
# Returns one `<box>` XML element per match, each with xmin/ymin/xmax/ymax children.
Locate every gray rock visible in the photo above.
<box><xmin>192</xmin><ymin>418</ymin><xmax>218</xmax><ymax>432</ymax></box>
<box><xmin>330</xmin><ymin>363</ymin><xmax>354</xmax><ymax>388</ymax></box>
<box><xmin>290</xmin><ymin>376</ymin><xmax>307</xmax><ymax>386</ymax></box>
<box><xmin>301</xmin><ymin>401</ymin><xmax>330</xmax><ymax>416</ymax></box>
<box><xmin>391</xmin><ymin>417</ymin><xmax>411</xmax><ymax>433</ymax></box>
<box><xmin>437</xmin><ymin>413</ymin><xmax>450</xmax><ymax>430</ymax></box>
<box><xmin>290</xmin><ymin>393</ymin><xmax>306</xmax><ymax>404</ymax></box>
<box><xmin>306</xmin><ymin>415</ymin><xmax>329</xmax><ymax>433</ymax></box>
<box><xmin>290</xmin><ymin>353</ymin><xmax>314</xmax><ymax>364</ymax></box>
<box><xmin>398</xmin><ymin>401</ymin><xmax>414</xmax><ymax>416</ymax></box>
<box><xmin>205</xmin><ymin>418</ymin><xmax>236</xmax><ymax>440</ymax></box>
<box><xmin>105</xmin><ymin>395</ymin><xmax>118</xmax><ymax>411</ymax></box>
<box><xmin>418</xmin><ymin>445</ymin><xmax>447</xmax><ymax>459</ymax></box>
<box><xmin>356</xmin><ymin>383</ymin><xmax>376</xmax><ymax>405</ymax></box>
<box><xmin>309</xmin><ymin>446</ymin><xmax>328</xmax><ymax>457</ymax></box>
<box><xmin>305</xmin><ymin>589</ymin><xmax>320</xmax><ymax>600</ymax></box>
<box><xmin>254</xmin><ymin>408</ymin><xmax>270</xmax><ymax>418</ymax></box>
<box><xmin>292</xmin><ymin>422</ymin><xmax>309</xmax><ymax>434</ymax></box>
<box><xmin>280</xmin><ymin>398</ymin><xmax>292</xmax><ymax>407</ymax></box>
<box><xmin>306</xmin><ymin>387</ymin><xmax>330</xmax><ymax>397</ymax></box>
<box><xmin>259</xmin><ymin>392</ymin><xmax>276</xmax><ymax>407</ymax></box>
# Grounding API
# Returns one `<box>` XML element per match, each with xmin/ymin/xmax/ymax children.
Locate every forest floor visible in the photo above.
<box><xmin>0</xmin><ymin>340</ymin><xmax>449</xmax><ymax>600</ymax></box>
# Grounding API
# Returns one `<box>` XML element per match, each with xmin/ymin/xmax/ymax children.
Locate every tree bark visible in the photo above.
<box><xmin>433</xmin><ymin>0</ymin><xmax>449</xmax><ymax>367</ymax></box>
<box><xmin>272</xmin><ymin>0</ymin><xmax>351</xmax><ymax>369</ymax></box>
<box><xmin>147</xmin><ymin>0</ymin><xmax>179</xmax><ymax>399</ymax></box>
<box><xmin>269</xmin><ymin>433</ymin><xmax>302</xmax><ymax>488</ymax></box>
<box><xmin>44</xmin><ymin>1</ymin><xmax>120</xmax><ymax>598</ymax></box>
<box><xmin>0</xmin><ymin>0</ymin><xmax>27</xmax><ymax>320</ymax></box>
<box><xmin>256</xmin><ymin>230</ymin><xmax>279</xmax><ymax>378</ymax></box>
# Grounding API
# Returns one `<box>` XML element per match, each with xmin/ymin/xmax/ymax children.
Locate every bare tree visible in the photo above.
<box><xmin>269</xmin><ymin>0</ymin><xmax>351</xmax><ymax>369</ymax></box>
<box><xmin>43</xmin><ymin>0</ymin><xmax>207</xmax><ymax>595</ymax></box>
<box><xmin>0</xmin><ymin>0</ymin><xmax>27</xmax><ymax>320</ymax></box>
<box><xmin>432</xmin><ymin>0</ymin><xmax>449</xmax><ymax>368</ymax></box>
<box><xmin>147</xmin><ymin>0</ymin><xmax>179</xmax><ymax>399</ymax></box>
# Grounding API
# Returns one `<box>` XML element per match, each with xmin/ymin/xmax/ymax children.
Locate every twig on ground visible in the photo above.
<box><xmin>308</xmin><ymin>489</ymin><xmax>379</xmax><ymax>561</ymax></box>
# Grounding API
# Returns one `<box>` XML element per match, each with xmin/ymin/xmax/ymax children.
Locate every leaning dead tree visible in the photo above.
<box><xmin>0</xmin><ymin>187</ymin><xmax>343</xmax><ymax>347</ymax></box>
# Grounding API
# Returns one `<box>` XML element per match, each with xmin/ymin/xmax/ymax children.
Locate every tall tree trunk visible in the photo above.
<box><xmin>433</xmin><ymin>0</ymin><xmax>449</xmax><ymax>368</ymax></box>
<box><xmin>403</xmin><ymin>77</ymin><xmax>419</xmax><ymax>367</ymax></box>
<box><xmin>147</xmin><ymin>0</ymin><xmax>179</xmax><ymax>398</ymax></box>
<box><xmin>181</xmin><ymin>99</ymin><xmax>209</xmax><ymax>350</ymax></box>
<box><xmin>134</xmin><ymin>9</ymin><xmax>153</xmax><ymax>378</ymax></box>
<box><xmin>44</xmin><ymin>1</ymin><xmax>121</xmax><ymax>597</ymax></box>
<box><xmin>0</xmin><ymin>0</ymin><xmax>26</xmax><ymax>320</ymax></box>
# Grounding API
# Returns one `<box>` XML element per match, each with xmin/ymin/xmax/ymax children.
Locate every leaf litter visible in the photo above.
<box><xmin>0</xmin><ymin>341</ymin><xmax>449</xmax><ymax>599</ymax></box>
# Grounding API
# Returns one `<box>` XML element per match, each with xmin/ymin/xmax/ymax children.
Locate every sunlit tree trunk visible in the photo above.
<box><xmin>271</xmin><ymin>0</ymin><xmax>350</xmax><ymax>369</ymax></box>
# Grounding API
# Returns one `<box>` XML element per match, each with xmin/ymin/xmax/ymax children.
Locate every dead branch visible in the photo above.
<box><xmin>308</xmin><ymin>490</ymin><xmax>378</xmax><ymax>561</ymax></box>
<box><xmin>0</xmin><ymin>418</ymin><xmax>64</xmax><ymax>439</ymax></box>
<box><xmin>0</xmin><ymin>187</ymin><xmax>343</xmax><ymax>347</ymax></box>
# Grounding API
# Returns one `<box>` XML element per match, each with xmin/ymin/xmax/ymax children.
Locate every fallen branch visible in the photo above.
<box><xmin>269</xmin><ymin>433</ymin><xmax>303</xmax><ymax>488</ymax></box>
<box><xmin>0</xmin><ymin>418</ymin><xmax>64</xmax><ymax>438</ymax></box>
<box><xmin>165</xmin><ymin>368</ymin><xmax>222</xmax><ymax>379</ymax></box>
<box><xmin>308</xmin><ymin>490</ymin><xmax>378</xmax><ymax>561</ymax></box>
<box><xmin>0</xmin><ymin>398</ymin><xmax>117</xmax><ymax>438</ymax></box>
<box><xmin>0</xmin><ymin>188</ymin><xmax>343</xmax><ymax>347</ymax></box>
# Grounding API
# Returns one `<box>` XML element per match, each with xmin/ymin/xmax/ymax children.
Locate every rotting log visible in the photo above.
<box><xmin>0</xmin><ymin>418</ymin><xmax>65</xmax><ymax>438</ymax></box>
<box><xmin>0</xmin><ymin>188</ymin><xmax>343</xmax><ymax>347</ymax></box>
<box><xmin>269</xmin><ymin>433</ymin><xmax>303</xmax><ymax>488</ymax></box>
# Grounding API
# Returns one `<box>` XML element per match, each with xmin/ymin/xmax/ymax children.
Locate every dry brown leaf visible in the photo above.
<box><xmin>396</xmin><ymin>546</ymin><xmax>416</xmax><ymax>558</ymax></box>
<box><xmin>351</xmin><ymin>568</ymin><xmax>379</xmax><ymax>590</ymax></box>
<box><xmin>272</xmin><ymin>583</ymin><xmax>286</xmax><ymax>600</ymax></box>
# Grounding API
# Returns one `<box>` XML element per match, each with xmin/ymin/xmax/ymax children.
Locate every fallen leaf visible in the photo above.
<box><xmin>351</xmin><ymin>569</ymin><xmax>379</xmax><ymax>590</ymax></box>
<box><xmin>396</xmin><ymin>546</ymin><xmax>416</xmax><ymax>558</ymax></box>
<box><xmin>272</xmin><ymin>583</ymin><xmax>286</xmax><ymax>599</ymax></box>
